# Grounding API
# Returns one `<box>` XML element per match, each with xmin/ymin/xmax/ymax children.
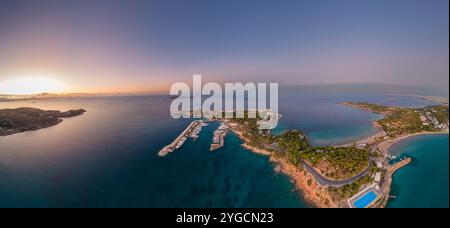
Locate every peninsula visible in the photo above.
<box><xmin>0</xmin><ymin>107</ymin><xmax>86</xmax><ymax>136</ymax></box>
<box><xmin>216</xmin><ymin>101</ymin><xmax>448</xmax><ymax>208</ymax></box>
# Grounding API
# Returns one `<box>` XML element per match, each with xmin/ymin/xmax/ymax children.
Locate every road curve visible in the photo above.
<box><xmin>302</xmin><ymin>161</ymin><xmax>370</xmax><ymax>187</ymax></box>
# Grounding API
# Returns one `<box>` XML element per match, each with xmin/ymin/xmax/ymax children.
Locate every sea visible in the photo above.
<box><xmin>387</xmin><ymin>134</ymin><xmax>449</xmax><ymax>208</ymax></box>
<box><xmin>0</xmin><ymin>85</ymin><xmax>448</xmax><ymax>207</ymax></box>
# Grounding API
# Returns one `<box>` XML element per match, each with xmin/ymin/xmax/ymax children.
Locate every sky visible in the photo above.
<box><xmin>0</xmin><ymin>0</ymin><xmax>448</xmax><ymax>94</ymax></box>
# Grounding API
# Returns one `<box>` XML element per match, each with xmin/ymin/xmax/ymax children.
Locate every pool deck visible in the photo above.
<box><xmin>348</xmin><ymin>184</ymin><xmax>382</xmax><ymax>208</ymax></box>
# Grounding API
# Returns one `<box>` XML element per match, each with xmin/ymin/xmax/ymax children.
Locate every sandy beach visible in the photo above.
<box><xmin>376</xmin><ymin>131</ymin><xmax>449</xmax><ymax>155</ymax></box>
<box><xmin>340</xmin><ymin>121</ymin><xmax>387</xmax><ymax>147</ymax></box>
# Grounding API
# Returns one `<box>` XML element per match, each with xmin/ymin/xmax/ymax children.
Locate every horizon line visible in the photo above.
<box><xmin>1</xmin><ymin>82</ymin><xmax>448</xmax><ymax>99</ymax></box>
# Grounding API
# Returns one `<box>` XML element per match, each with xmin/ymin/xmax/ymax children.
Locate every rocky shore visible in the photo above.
<box><xmin>231</xmin><ymin>129</ymin><xmax>272</xmax><ymax>156</ymax></box>
<box><xmin>270</xmin><ymin>156</ymin><xmax>338</xmax><ymax>208</ymax></box>
<box><xmin>229</xmin><ymin>126</ymin><xmax>338</xmax><ymax>207</ymax></box>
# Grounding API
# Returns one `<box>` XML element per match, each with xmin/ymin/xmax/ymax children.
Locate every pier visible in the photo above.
<box><xmin>210</xmin><ymin>122</ymin><xmax>229</xmax><ymax>151</ymax></box>
<box><xmin>377</xmin><ymin>157</ymin><xmax>412</xmax><ymax>207</ymax></box>
<box><xmin>387</xmin><ymin>157</ymin><xmax>412</xmax><ymax>174</ymax></box>
<box><xmin>158</xmin><ymin>120</ymin><xmax>205</xmax><ymax>156</ymax></box>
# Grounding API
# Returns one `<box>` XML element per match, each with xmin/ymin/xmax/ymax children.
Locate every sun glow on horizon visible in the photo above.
<box><xmin>0</xmin><ymin>76</ymin><xmax>68</xmax><ymax>95</ymax></box>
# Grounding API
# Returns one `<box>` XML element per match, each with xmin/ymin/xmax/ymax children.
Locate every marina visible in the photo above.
<box><xmin>190</xmin><ymin>121</ymin><xmax>208</xmax><ymax>141</ymax></box>
<box><xmin>210</xmin><ymin>122</ymin><xmax>229</xmax><ymax>151</ymax></box>
<box><xmin>158</xmin><ymin>120</ymin><xmax>207</xmax><ymax>156</ymax></box>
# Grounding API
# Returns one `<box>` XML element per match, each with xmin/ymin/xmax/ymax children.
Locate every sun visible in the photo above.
<box><xmin>0</xmin><ymin>76</ymin><xmax>68</xmax><ymax>95</ymax></box>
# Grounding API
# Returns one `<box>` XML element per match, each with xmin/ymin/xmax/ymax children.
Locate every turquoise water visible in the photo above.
<box><xmin>0</xmin><ymin>88</ymin><xmax>446</xmax><ymax>207</ymax></box>
<box><xmin>387</xmin><ymin>134</ymin><xmax>449</xmax><ymax>208</ymax></box>
<box><xmin>276</xmin><ymin>88</ymin><xmax>434</xmax><ymax>146</ymax></box>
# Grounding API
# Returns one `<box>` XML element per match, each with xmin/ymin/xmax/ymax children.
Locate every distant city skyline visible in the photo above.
<box><xmin>0</xmin><ymin>0</ymin><xmax>448</xmax><ymax>94</ymax></box>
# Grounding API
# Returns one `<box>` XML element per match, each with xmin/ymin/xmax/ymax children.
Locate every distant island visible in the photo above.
<box><xmin>0</xmin><ymin>93</ymin><xmax>93</xmax><ymax>102</ymax></box>
<box><xmin>213</xmin><ymin>101</ymin><xmax>448</xmax><ymax>208</ymax></box>
<box><xmin>0</xmin><ymin>107</ymin><xmax>86</xmax><ymax>136</ymax></box>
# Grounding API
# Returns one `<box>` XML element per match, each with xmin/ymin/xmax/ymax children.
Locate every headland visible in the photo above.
<box><xmin>158</xmin><ymin>101</ymin><xmax>448</xmax><ymax>208</ymax></box>
<box><xmin>0</xmin><ymin>107</ymin><xmax>86</xmax><ymax>136</ymax></box>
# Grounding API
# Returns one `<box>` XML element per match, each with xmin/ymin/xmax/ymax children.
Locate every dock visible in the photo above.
<box><xmin>190</xmin><ymin>121</ymin><xmax>208</xmax><ymax>141</ymax></box>
<box><xmin>210</xmin><ymin>122</ymin><xmax>229</xmax><ymax>151</ymax></box>
<box><xmin>158</xmin><ymin>120</ymin><xmax>205</xmax><ymax>156</ymax></box>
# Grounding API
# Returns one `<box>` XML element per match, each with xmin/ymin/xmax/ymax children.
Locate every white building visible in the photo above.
<box><xmin>374</xmin><ymin>172</ymin><xmax>382</xmax><ymax>183</ymax></box>
<box><xmin>376</xmin><ymin>161</ymin><xmax>383</xmax><ymax>169</ymax></box>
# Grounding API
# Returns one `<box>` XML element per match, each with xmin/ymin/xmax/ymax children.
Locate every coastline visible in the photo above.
<box><xmin>339</xmin><ymin>121</ymin><xmax>386</xmax><ymax>147</ymax></box>
<box><xmin>230</xmin><ymin>126</ymin><xmax>336</xmax><ymax>208</ymax></box>
<box><xmin>342</xmin><ymin>101</ymin><xmax>448</xmax><ymax>155</ymax></box>
<box><xmin>270</xmin><ymin>156</ymin><xmax>338</xmax><ymax>208</ymax></box>
<box><xmin>0</xmin><ymin>118</ymin><xmax>63</xmax><ymax>137</ymax></box>
<box><xmin>380</xmin><ymin>157</ymin><xmax>412</xmax><ymax>207</ymax></box>
<box><xmin>341</xmin><ymin>101</ymin><xmax>449</xmax><ymax>207</ymax></box>
<box><xmin>376</xmin><ymin>131</ymin><xmax>448</xmax><ymax>155</ymax></box>
<box><xmin>376</xmin><ymin>131</ymin><xmax>448</xmax><ymax>207</ymax></box>
<box><xmin>226</xmin><ymin>101</ymin><xmax>448</xmax><ymax>208</ymax></box>
<box><xmin>0</xmin><ymin>108</ymin><xmax>86</xmax><ymax>137</ymax></box>
<box><xmin>231</xmin><ymin>129</ymin><xmax>272</xmax><ymax>156</ymax></box>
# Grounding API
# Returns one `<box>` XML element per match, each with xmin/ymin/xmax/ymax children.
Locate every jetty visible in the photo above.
<box><xmin>210</xmin><ymin>122</ymin><xmax>229</xmax><ymax>151</ymax></box>
<box><xmin>190</xmin><ymin>121</ymin><xmax>208</xmax><ymax>141</ymax></box>
<box><xmin>378</xmin><ymin>157</ymin><xmax>412</xmax><ymax>207</ymax></box>
<box><xmin>158</xmin><ymin>120</ymin><xmax>205</xmax><ymax>156</ymax></box>
<box><xmin>387</xmin><ymin>157</ymin><xmax>412</xmax><ymax>174</ymax></box>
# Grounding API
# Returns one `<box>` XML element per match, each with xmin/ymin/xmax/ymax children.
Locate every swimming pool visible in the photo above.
<box><xmin>353</xmin><ymin>191</ymin><xmax>377</xmax><ymax>208</ymax></box>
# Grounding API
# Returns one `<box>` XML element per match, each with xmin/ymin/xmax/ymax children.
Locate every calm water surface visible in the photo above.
<box><xmin>387</xmin><ymin>134</ymin><xmax>449</xmax><ymax>208</ymax></box>
<box><xmin>0</xmin><ymin>88</ymin><xmax>446</xmax><ymax>207</ymax></box>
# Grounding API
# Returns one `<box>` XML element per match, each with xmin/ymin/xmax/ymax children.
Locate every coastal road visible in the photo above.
<box><xmin>303</xmin><ymin>136</ymin><xmax>382</xmax><ymax>187</ymax></box>
<box><xmin>302</xmin><ymin>161</ymin><xmax>370</xmax><ymax>187</ymax></box>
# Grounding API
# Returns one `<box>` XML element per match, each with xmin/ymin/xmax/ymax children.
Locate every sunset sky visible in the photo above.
<box><xmin>0</xmin><ymin>0</ymin><xmax>448</xmax><ymax>95</ymax></box>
